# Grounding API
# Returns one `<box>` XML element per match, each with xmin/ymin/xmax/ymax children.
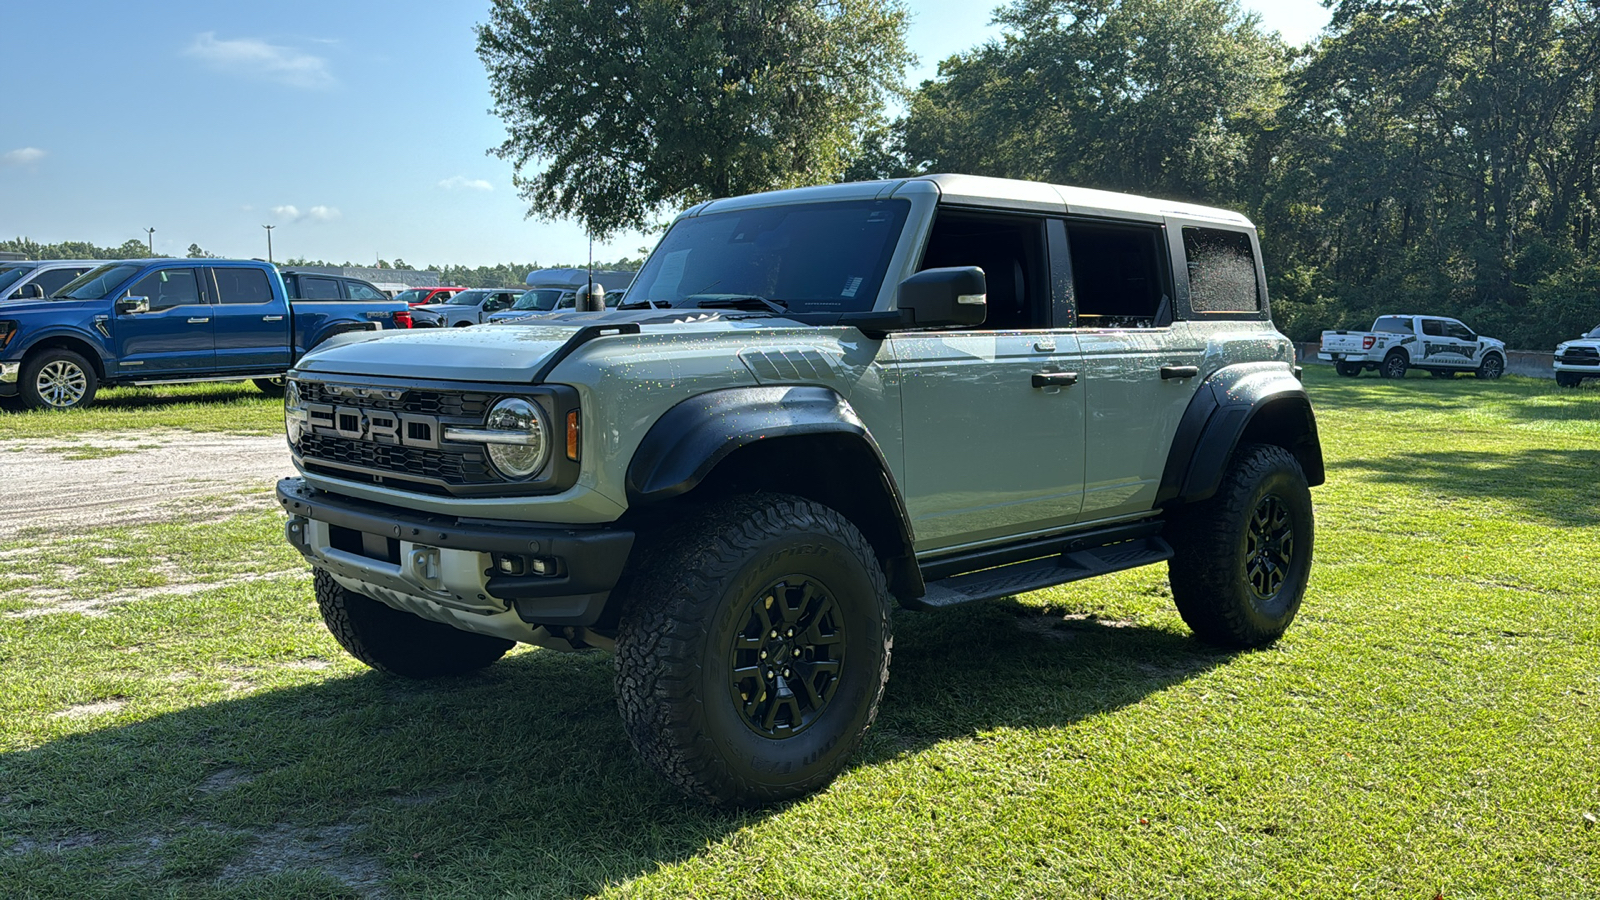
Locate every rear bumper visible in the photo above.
<box><xmin>277</xmin><ymin>477</ymin><xmax>634</xmax><ymax>633</ymax></box>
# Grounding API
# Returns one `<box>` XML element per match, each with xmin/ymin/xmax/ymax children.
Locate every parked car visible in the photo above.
<box><xmin>393</xmin><ymin>286</ymin><xmax>467</xmax><ymax>307</ymax></box>
<box><xmin>0</xmin><ymin>258</ymin><xmax>411</xmax><ymax>410</ymax></box>
<box><xmin>275</xmin><ymin>173</ymin><xmax>1323</xmax><ymax>807</ymax></box>
<box><xmin>280</xmin><ymin>269</ymin><xmax>393</xmax><ymax>304</ymax></box>
<box><xmin>0</xmin><ymin>260</ymin><xmax>106</xmax><ymax>302</ymax></box>
<box><xmin>411</xmin><ymin>288</ymin><xmax>523</xmax><ymax>327</ymax></box>
<box><xmin>1553</xmin><ymin>324</ymin><xmax>1600</xmax><ymax>387</ymax></box>
<box><xmin>1320</xmin><ymin>314</ymin><xmax>1507</xmax><ymax>379</ymax></box>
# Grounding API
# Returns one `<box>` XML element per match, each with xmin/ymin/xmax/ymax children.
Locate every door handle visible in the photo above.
<box><xmin>1032</xmin><ymin>371</ymin><xmax>1079</xmax><ymax>388</ymax></box>
<box><xmin>1159</xmin><ymin>365</ymin><xmax>1199</xmax><ymax>380</ymax></box>
<box><xmin>187</xmin><ymin>317</ymin><xmax>211</xmax><ymax>324</ymax></box>
<box><xmin>262</xmin><ymin>315</ymin><xmax>285</xmax><ymax>322</ymax></box>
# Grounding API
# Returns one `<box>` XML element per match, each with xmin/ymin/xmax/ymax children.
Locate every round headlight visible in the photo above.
<box><xmin>484</xmin><ymin>397</ymin><xmax>549</xmax><ymax>479</ymax></box>
<box><xmin>284</xmin><ymin>380</ymin><xmax>305</xmax><ymax>442</ymax></box>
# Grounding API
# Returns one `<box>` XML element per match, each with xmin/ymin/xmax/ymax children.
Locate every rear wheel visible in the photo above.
<box><xmin>1380</xmin><ymin>352</ymin><xmax>1408</xmax><ymax>379</ymax></box>
<box><xmin>1166</xmin><ymin>444</ymin><xmax>1314</xmax><ymax>649</ymax></box>
<box><xmin>313</xmin><ymin>569</ymin><xmax>512</xmax><ymax>677</ymax></box>
<box><xmin>253</xmin><ymin>376</ymin><xmax>286</xmax><ymax>396</ymax></box>
<box><xmin>614</xmin><ymin>494</ymin><xmax>892</xmax><ymax>807</ymax></box>
<box><xmin>21</xmin><ymin>348</ymin><xmax>98</xmax><ymax>410</ymax></box>
<box><xmin>1335</xmin><ymin>362</ymin><xmax>1362</xmax><ymax>377</ymax></box>
<box><xmin>1476</xmin><ymin>354</ymin><xmax>1505</xmax><ymax>379</ymax></box>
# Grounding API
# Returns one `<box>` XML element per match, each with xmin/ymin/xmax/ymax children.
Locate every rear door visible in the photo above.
<box><xmin>112</xmin><ymin>266</ymin><xmax>215</xmax><ymax>374</ymax></box>
<box><xmin>209</xmin><ymin>266</ymin><xmax>291</xmax><ymax>370</ymax></box>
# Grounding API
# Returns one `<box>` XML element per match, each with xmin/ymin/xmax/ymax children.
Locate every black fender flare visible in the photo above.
<box><xmin>1157</xmin><ymin>365</ymin><xmax>1326</xmax><ymax>507</ymax></box>
<box><xmin>625</xmin><ymin>385</ymin><xmax>920</xmax><ymax>591</ymax></box>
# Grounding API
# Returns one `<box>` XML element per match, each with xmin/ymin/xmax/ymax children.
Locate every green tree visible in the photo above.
<box><xmin>185</xmin><ymin>243</ymin><xmax>218</xmax><ymax>259</ymax></box>
<box><xmin>476</xmin><ymin>0</ymin><xmax>913</xmax><ymax>236</ymax></box>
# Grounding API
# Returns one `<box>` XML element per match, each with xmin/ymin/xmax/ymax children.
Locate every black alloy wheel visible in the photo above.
<box><xmin>1476</xmin><ymin>354</ymin><xmax>1505</xmax><ymax>379</ymax></box>
<box><xmin>1244</xmin><ymin>495</ymin><xmax>1295</xmax><ymax>603</ymax></box>
<box><xmin>1381</xmin><ymin>353</ymin><xmax>1408</xmax><ymax>379</ymax></box>
<box><xmin>728</xmin><ymin>577</ymin><xmax>846</xmax><ymax>739</ymax></box>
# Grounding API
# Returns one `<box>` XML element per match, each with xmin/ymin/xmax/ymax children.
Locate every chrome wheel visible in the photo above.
<box><xmin>35</xmin><ymin>360</ymin><xmax>88</xmax><ymax>408</ymax></box>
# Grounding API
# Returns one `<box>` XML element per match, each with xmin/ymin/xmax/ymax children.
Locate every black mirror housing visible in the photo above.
<box><xmin>896</xmin><ymin>266</ymin><xmax>987</xmax><ymax>328</ymax></box>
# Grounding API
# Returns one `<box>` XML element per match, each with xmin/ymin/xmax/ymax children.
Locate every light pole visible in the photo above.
<box><xmin>144</xmin><ymin>227</ymin><xmax>155</xmax><ymax>254</ymax></box>
<box><xmin>262</xmin><ymin>224</ymin><xmax>275</xmax><ymax>264</ymax></box>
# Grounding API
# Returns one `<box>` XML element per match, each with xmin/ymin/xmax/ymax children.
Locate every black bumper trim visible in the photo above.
<box><xmin>276</xmin><ymin>478</ymin><xmax>634</xmax><ymax>621</ymax></box>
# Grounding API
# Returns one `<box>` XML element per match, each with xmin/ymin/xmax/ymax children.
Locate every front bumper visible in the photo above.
<box><xmin>278</xmin><ymin>478</ymin><xmax>634</xmax><ymax>638</ymax></box>
<box><xmin>0</xmin><ymin>361</ymin><xmax>18</xmax><ymax>396</ymax></box>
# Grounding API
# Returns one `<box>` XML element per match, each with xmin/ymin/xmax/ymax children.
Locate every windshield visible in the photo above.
<box><xmin>0</xmin><ymin>265</ymin><xmax>34</xmax><ymax>294</ymax></box>
<box><xmin>513</xmin><ymin>288</ymin><xmax>566</xmax><ymax>311</ymax></box>
<box><xmin>393</xmin><ymin>288</ymin><xmax>430</xmax><ymax>304</ymax></box>
<box><xmin>445</xmin><ymin>290</ymin><xmax>488</xmax><ymax>306</ymax></box>
<box><xmin>628</xmin><ymin>199</ymin><xmax>911</xmax><ymax>314</ymax></box>
<box><xmin>56</xmin><ymin>264</ymin><xmax>140</xmax><ymax>300</ymax></box>
<box><xmin>1587</xmin><ymin>324</ymin><xmax>1600</xmax><ymax>339</ymax></box>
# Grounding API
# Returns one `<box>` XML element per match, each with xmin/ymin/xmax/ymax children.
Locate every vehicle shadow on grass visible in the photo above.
<box><xmin>1335</xmin><ymin>447</ymin><xmax>1600</xmax><ymax>527</ymax></box>
<box><xmin>0</xmin><ymin>601</ymin><xmax>1227</xmax><ymax>898</ymax></box>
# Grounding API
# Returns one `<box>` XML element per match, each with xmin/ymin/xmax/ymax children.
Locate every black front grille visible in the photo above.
<box><xmin>297</xmin><ymin>432</ymin><xmax>497</xmax><ymax>487</ymax></box>
<box><xmin>1558</xmin><ymin>347</ymin><xmax>1599</xmax><ymax>366</ymax></box>
<box><xmin>298</xmin><ymin>381</ymin><xmax>494</xmax><ymax>418</ymax></box>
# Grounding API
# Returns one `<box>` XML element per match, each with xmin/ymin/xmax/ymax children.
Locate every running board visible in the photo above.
<box><xmin>906</xmin><ymin>537</ymin><xmax>1173</xmax><ymax>610</ymax></box>
<box><xmin>126</xmin><ymin>374</ymin><xmax>281</xmax><ymax>387</ymax></box>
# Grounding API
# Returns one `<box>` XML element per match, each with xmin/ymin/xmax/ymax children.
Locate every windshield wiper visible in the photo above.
<box><xmin>689</xmin><ymin>294</ymin><xmax>788</xmax><ymax>313</ymax></box>
<box><xmin>617</xmin><ymin>299</ymin><xmax>671</xmax><ymax>310</ymax></box>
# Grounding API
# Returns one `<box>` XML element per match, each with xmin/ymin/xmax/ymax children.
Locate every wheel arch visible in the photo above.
<box><xmin>1157</xmin><ymin>364</ymin><xmax>1325</xmax><ymax>508</ymax></box>
<box><xmin>20</xmin><ymin>332</ymin><xmax>110</xmax><ymax>380</ymax></box>
<box><xmin>623</xmin><ymin>386</ymin><xmax>922</xmax><ymax>602</ymax></box>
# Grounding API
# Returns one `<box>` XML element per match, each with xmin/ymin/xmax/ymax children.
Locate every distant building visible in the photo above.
<box><xmin>0</xmin><ymin>251</ymin><xmax>27</xmax><ymax>262</ymax></box>
<box><xmin>288</xmin><ymin>265</ymin><xmax>444</xmax><ymax>297</ymax></box>
<box><xmin>524</xmin><ymin>267</ymin><xmax>635</xmax><ymax>292</ymax></box>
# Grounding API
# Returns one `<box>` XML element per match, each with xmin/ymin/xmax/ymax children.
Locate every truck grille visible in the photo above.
<box><xmin>297</xmin><ymin>433</ymin><xmax>497</xmax><ymax>494</ymax></box>
<box><xmin>1557</xmin><ymin>347</ymin><xmax>1599</xmax><ymax>366</ymax></box>
<box><xmin>296</xmin><ymin>381</ymin><xmax>493</xmax><ymax>418</ymax></box>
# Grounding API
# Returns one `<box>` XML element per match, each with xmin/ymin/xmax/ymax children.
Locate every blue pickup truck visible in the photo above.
<box><xmin>0</xmin><ymin>258</ymin><xmax>411</xmax><ymax>410</ymax></box>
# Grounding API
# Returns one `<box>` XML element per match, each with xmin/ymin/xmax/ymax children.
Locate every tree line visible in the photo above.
<box><xmin>480</xmin><ymin>0</ymin><xmax>1600</xmax><ymax>348</ymax></box>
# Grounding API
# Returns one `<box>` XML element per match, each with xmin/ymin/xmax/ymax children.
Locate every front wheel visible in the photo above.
<box><xmin>1476</xmin><ymin>354</ymin><xmax>1505</xmax><ymax>379</ymax></box>
<box><xmin>614</xmin><ymin>494</ymin><xmax>892</xmax><ymax>807</ymax></box>
<box><xmin>20</xmin><ymin>348</ymin><xmax>99</xmax><ymax>410</ymax></box>
<box><xmin>1166</xmin><ymin>444</ymin><xmax>1314</xmax><ymax>649</ymax></box>
<box><xmin>1335</xmin><ymin>362</ymin><xmax>1362</xmax><ymax>377</ymax></box>
<box><xmin>1380</xmin><ymin>353</ymin><xmax>1408</xmax><ymax>379</ymax></box>
<box><xmin>1556</xmin><ymin>372</ymin><xmax>1582</xmax><ymax>388</ymax></box>
<box><xmin>313</xmin><ymin>569</ymin><xmax>513</xmax><ymax>677</ymax></box>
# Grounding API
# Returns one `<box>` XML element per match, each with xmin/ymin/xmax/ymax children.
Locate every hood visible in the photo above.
<box><xmin>413</xmin><ymin>303</ymin><xmax>452</xmax><ymax>312</ymax></box>
<box><xmin>0</xmin><ymin>298</ymin><xmax>97</xmax><ymax>316</ymax></box>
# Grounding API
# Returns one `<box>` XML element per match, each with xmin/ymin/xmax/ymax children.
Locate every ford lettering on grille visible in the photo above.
<box><xmin>305</xmin><ymin>403</ymin><xmax>441</xmax><ymax>449</ymax></box>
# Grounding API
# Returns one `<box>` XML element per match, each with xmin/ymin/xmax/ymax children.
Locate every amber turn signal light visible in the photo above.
<box><xmin>566</xmin><ymin>410</ymin><xmax>580</xmax><ymax>461</ymax></box>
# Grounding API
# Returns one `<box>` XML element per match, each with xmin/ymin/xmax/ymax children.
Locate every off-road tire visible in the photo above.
<box><xmin>1335</xmin><ymin>362</ymin><xmax>1362</xmax><ymax>377</ymax></box>
<box><xmin>1476</xmin><ymin>354</ymin><xmax>1505</xmax><ymax>380</ymax></box>
<box><xmin>1556</xmin><ymin>372</ymin><xmax>1582</xmax><ymax>388</ymax></box>
<box><xmin>313</xmin><ymin>568</ymin><xmax>512</xmax><ymax>677</ymax></box>
<box><xmin>614</xmin><ymin>494</ymin><xmax>893</xmax><ymax>807</ymax></box>
<box><xmin>1380</xmin><ymin>352</ymin><xmax>1408</xmax><ymax>379</ymax></box>
<box><xmin>20</xmin><ymin>348</ymin><xmax>99</xmax><ymax>410</ymax></box>
<box><xmin>1166</xmin><ymin>443</ymin><xmax>1313</xmax><ymax>649</ymax></box>
<box><xmin>253</xmin><ymin>377</ymin><xmax>286</xmax><ymax>396</ymax></box>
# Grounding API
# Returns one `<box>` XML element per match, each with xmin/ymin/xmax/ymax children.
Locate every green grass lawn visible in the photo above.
<box><xmin>0</xmin><ymin>381</ymin><xmax>283</xmax><ymax>439</ymax></box>
<box><xmin>0</xmin><ymin>369</ymin><xmax>1596</xmax><ymax>898</ymax></box>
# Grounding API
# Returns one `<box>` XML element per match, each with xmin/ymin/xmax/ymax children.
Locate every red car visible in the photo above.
<box><xmin>394</xmin><ymin>286</ymin><xmax>467</xmax><ymax>306</ymax></box>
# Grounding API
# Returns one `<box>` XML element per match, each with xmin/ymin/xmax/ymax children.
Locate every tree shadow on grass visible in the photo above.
<box><xmin>1335</xmin><ymin>447</ymin><xmax>1600</xmax><ymax>527</ymax></box>
<box><xmin>0</xmin><ymin>601</ymin><xmax>1228</xmax><ymax>898</ymax></box>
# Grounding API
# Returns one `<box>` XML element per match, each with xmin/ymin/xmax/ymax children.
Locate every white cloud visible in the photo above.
<box><xmin>1</xmin><ymin>147</ymin><xmax>46</xmax><ymax>166</ymax></box>
<box><xmin>438</xmin><ymin>176</ymin><xmax>493</xmax><ymax>191</ymax></box>
<box><xmin>272</xmin><ymin>204</ymin><xmax>341</xmax><ymax>223</ymax></box>
<box><xmin>184</xmin><ymin>32</ymin><xmax>335</xmax><ymax>90</ymax></box>
<box><xmin>272</xmin><ymin>204</ymin><xmax>301</xmax><ymax>220</ymax></box>
<box><xmin>307</xmin><ymin>205</ymin><xmax>341</xmax><ymax>222</ymax></box>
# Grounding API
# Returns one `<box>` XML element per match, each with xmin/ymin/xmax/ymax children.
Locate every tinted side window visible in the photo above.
<box><xmin>1444</xmin><ymin>321</ymin><xmax>1475</xmax><ymax>341</ymax></box>
<box><xmin>1067</xmin><ymin>222</ymin><xmax>1167</xmax><ymax>328</ymax></box>
<box><xmin>214</xmin><ymin>268</ymin><xmax>275</xmax><ymax>304</ymax></box>
<box><xmin>346</xmin><ymin>281</ymin><xmax>386</xmax><ymax>300</ymax></box>
<box><xmin>1183</xmin><ymin>227</ymin><xmax>1260</xmax><ymax>313</ymax></box>
<box><xmin>1373</xmin><ymin>316</ymin><xmax>1412</xmax><ymax>334</ymax></box>
<box><xmin>918</xmin><ymin>210</ymin><xmax>1051</xmax><ymax>330</ymax></box>
<box><xmin>34</xmin><ymin>268</ymin><xmax>88</xmax><ymax>296</ymax></box>
<box><xmin>130</xmin><ymin>268</ymin><xmax>201</xmax><ymax>310</ymax></box>
<box><xmin>302</xmin><ymin>277</ymin><xmax>342</xmax><ymax>300</ymax></box>
<box><xmin>1420</xmin><ymin>318</ymin><xmax>1446</xmax><ymax>337</ymax></box>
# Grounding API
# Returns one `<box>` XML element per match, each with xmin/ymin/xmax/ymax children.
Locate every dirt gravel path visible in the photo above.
<box><xmin>0</xmin><ymin>433</ymin><xmax>295</xmax><ymax>541</ymax></box>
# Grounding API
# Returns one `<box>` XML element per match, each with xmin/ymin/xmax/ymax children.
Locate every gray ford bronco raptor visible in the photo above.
<box><xmin>276</xmin><ymin>174</ymin><xmax>1323</xmax><ymax>806</ymax></box>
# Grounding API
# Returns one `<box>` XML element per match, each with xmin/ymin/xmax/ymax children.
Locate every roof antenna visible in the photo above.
<box><xmin>577</xmin><ymin>231</ymin><xmax>605</xmax><ymax>311</ymax></box>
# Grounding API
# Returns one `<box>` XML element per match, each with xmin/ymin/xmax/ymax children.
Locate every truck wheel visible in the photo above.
<box><xmin>1556</xmin><ymin>372</ymin><xmax>1581</xmax><ymax>388</ymax></box>
<box><xmin>1380</xmin><ymin>352</ymin><xmax>1408</xmax><ymax>379</ymax></box>
<box><xmin>1476</xmin><ymin>354</ymin><xmax>1505</xmax><ymax>380</ymax></box>
<box><xmin>252</xmin><ymin>377</ymin><xmax>286</xmax><ymax>396</ymax></box>
<box><xmin>1166</xmin><ymin>443</ymin><xmax>1313</xmax><ymax>649</ymax></box>
<box><xmin>20</xmin><ymin>348</ymin><xmax>98</xmax><ymax>411</ymax></box>
<box><xmin>313</xmin><ymin>568</ymin><xmax>513</xmax><ymax>677</ymax></box>
<box><xmin>1335</xmin><ymin>362</ymin><xmax>1361</xmax><ymax>377</ymax></box>
<box><xmin>614</xmin><ymin>494</ymin><xmax>892</xmax><ymax>807</ymax></box>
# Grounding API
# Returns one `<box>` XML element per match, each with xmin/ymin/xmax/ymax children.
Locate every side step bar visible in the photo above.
<box><xmin>906</xmin><ymin>536</ymin><xmax>1173</xmax><ymax>610</ymax></box>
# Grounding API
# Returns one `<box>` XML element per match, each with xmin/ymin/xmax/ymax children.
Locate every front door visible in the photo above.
<box><xmin>113</xmin><ymin>267</ymin><xmax>215</xmax><ymax>375</ymax></box>
<box><xmin>890</xmin><ymin>209</ymin><xmax>1085</xmax><ymax>553</ymax></box>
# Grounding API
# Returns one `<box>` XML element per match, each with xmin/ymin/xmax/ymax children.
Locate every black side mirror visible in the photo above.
<box><xmin>116</xmin><ymin>295</ymin><xmax>150</xmax><ymax>315</ymax></box>
<box><xmin>897</xmin><ymin>266</ymin><xmax>987</xmax><ymax>328</ymax></box>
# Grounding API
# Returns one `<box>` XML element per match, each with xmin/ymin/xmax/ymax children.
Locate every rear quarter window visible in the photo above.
<box><xmin>1373</xmin><ymin>317</ymin><xmax>1412</xmax><ymax>334</ymax></box>
<box><xmin>1182</xmin><ymin>227</ymin><xmax>1260</xmax><ymax>314</ymax></box>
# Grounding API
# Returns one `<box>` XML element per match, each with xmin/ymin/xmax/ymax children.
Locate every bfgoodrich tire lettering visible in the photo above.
<box><xmin>313</xmin><ymin>568</ymin><xmax>512</xmax><ymax>677</ymax></box>
<box><xmin>1166</xmin><ymin>443</ymin><xmax>1314</xmax><ymax>649</ymax></box>
<box><xmin>614</xmin><ymin>494</ymin><xmax>892</xmax><ymax>807</ymax></box>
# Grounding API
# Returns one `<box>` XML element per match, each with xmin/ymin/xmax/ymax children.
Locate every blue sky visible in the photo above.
<box><xmin>0</xmin><ymin>1</ymin><xmax>1330</xmax><ymax>268</ymax></box>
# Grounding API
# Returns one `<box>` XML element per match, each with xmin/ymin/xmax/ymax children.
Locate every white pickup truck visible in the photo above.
<box><xmin>1320</xmin><ymin>314</ymin><xmax>1507</xmax><ymax>380</ymax></box>
<box><xmin>1553</xmin><ymin>324</ymin><xmax>1600</xmax><ymax>387</ymax></box>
